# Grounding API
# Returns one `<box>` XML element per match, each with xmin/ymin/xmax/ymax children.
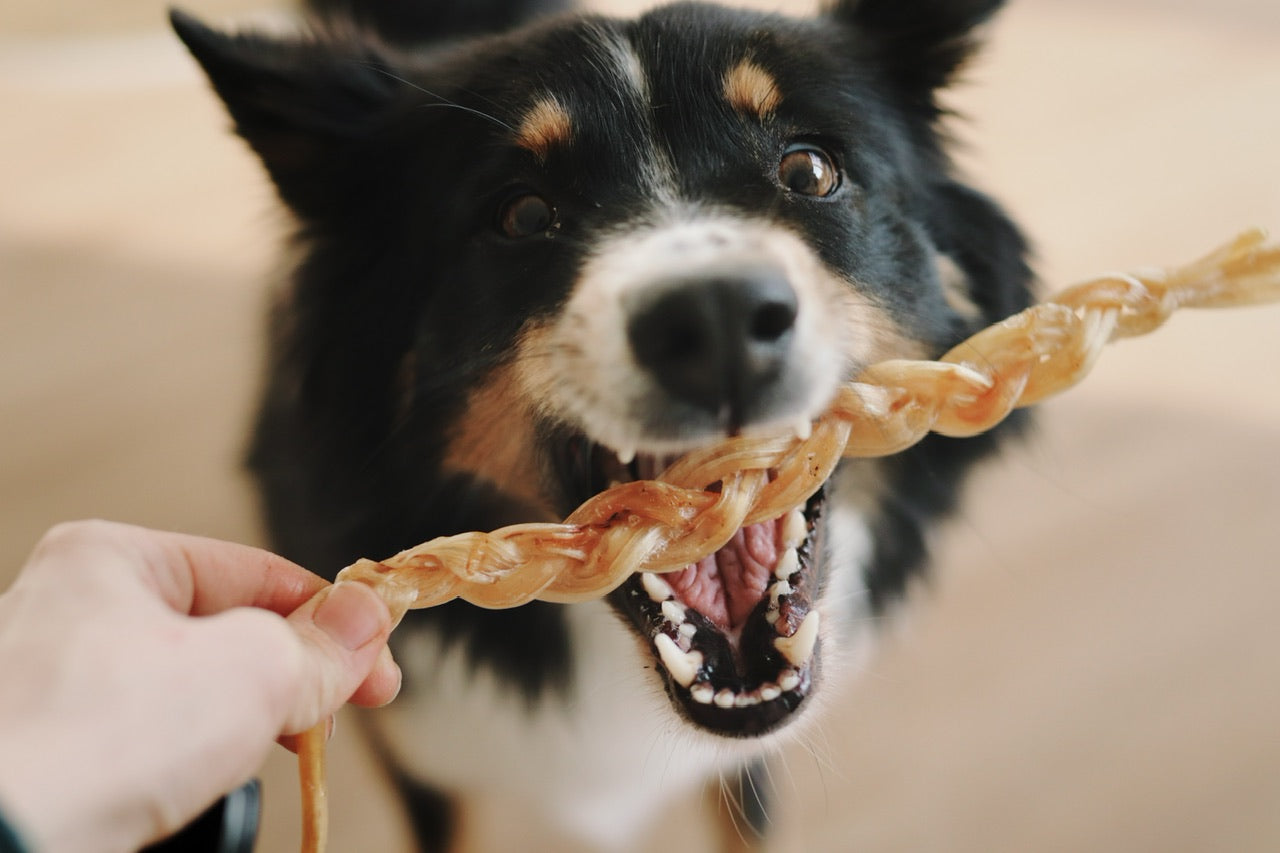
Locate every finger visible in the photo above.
<box><xmin>31</xmin><ymin>520</ymin><xmax>329</xmax><ymax>617</ymax></box>
<box><xmin>142</xmin><ymin>528</ymin><xmax>328</xmax><ymax>617</ymax></box>
<box><xmin>276</xmin><ymin>580</ymin><xmax>394</xmax><ymax>734</ymax></box>
<box><xmin>348</xmin><ymin>644</ymin><xmax>402</xmax><ymax>709</ymax></box>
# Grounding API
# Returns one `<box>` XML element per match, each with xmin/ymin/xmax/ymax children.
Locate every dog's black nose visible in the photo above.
<box><xmin>626</xmin><ymin>270</ymin><xmax>798</xmax><ymax>427</ymax></box>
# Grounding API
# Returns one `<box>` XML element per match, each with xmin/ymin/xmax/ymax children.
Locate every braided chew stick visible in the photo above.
<box><xmin>335</xmin><ymin>228</ymin><xmax>1280</xmax><ymax>618</ymax></box>
<box><xmin>296</xmin><ymin>229</ymin><xmax>1280</xmax><ymax>852</ymax></box>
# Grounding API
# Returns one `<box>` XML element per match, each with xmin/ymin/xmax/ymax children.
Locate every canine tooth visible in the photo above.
<box><xmin>778</xmin><ymin>669</ymin><xmax>801</xmax><ymax>691</ymax></box>
<box><xmin>615</xmin><ymin>446</ymin><xmax>636</xmax><ymax>465</ymax></box>
<box><xmin>774</xmin><ymin>611</ymin><xmax>820</xmax><ymax>668</ymax></box>
<box><xmin>792</xmin><ymin>417</ymin><xmax>813</xmax><ymax>441</ymax></box>
<box><xmin>690</xmin><ymin>682</ymin><xmax>715</xmax><ymax>704</ymax></box>
<box><xmin>655</xmin><ymin>633</ymin><xmax>703</xmax><ymax>688</ymax></box>
<box><xmin>759</xmin><ymin>683</ymin><xmax>782</xmax><ymax>701</ymax></box>
<box><xmin>661</xmin><ymin>600</ymin><xmax>686</xmax><ymax>625</ymax></box>
<box><xmin>782</xmin><ymin>510</ymin><xmax>807</xmax><ymax>550</ymax></box>
<box><xmin>714</xmin><ymin>689</ymin><xmax>736</xmax><ymax>708</ymax></box>
<box><xmin>774</xmin><ymin>546</ymin><xmax>799</xmax><ymax>580</ymax></box>
<box><xmin>641</xmin><ymin>572</ymin><xmax>674</xmax><ymax>603</ymax></box>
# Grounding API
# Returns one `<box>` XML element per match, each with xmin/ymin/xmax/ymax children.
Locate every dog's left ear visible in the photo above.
<box><xmin>828</xmin><ymin>0</ymin><xmax>1004</xmax><ymax>103</ymax></box>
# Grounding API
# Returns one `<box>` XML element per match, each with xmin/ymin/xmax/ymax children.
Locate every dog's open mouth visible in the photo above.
<box><xmin>556</xmin><ymin>438</ymin><xmax>826</xmax><ymax>737</ymax></box>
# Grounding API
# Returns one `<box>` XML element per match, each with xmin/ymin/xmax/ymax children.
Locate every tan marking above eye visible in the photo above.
<box><xmin>515</xmin><ymin>97</ymin><xmax>573</xmax><ymax>161</ymax></box>
<box><xmin>723</xmin><ymin>60</ymin><xmax>782</xmax><ymax>119</ymax></box>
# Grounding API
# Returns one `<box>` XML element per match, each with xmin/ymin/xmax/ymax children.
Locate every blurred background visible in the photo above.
<box><xmin>2</xmin><ymin>0</ymin><xmax>1278</xmax><ymax>849</ymax></box>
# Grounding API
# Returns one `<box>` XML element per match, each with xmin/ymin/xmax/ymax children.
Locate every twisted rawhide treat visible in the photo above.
<box><xmin>295</xmin><ymin>229</ymin><xmax>1280</xmax><ymax>852</ymax></box>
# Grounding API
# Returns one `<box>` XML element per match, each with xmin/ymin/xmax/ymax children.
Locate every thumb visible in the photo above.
<box><xmin>277</xmin><ymin>581</ymin><xmax>394</xmax><ymax>734</ymax></box>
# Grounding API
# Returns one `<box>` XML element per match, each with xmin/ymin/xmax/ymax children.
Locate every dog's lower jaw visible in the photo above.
<box><xmin>367</xmin><ymin>502</ymin><xmax>877</xmax><ymax>850</ymax></box>
<box><xmin>368</xmin><ymin>599</ymin><xmax>742</xmax><ymax>849</ymax></box>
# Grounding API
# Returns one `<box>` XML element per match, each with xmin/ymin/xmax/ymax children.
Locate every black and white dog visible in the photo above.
<box><xmin>174</xmin><ymin>0</ymin><xmax>1032</xmax><ymax>848</ymax></box>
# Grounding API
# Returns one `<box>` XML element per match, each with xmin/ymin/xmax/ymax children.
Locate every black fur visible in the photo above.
<box><xmin>174</xmin><ymin>0</ymin><xmax>1032</xmax><ymax>848</ymax></box>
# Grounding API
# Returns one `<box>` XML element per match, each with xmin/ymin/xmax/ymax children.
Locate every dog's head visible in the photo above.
<box><xmin>176</xmin><ymin>0</ymin><xmax>1031</xmax><ymax>740</ymax></box>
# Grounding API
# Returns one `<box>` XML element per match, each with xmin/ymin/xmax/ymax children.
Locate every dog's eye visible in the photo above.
<box><xmin>777</xmin><ymin>145</ymin><xmax>839</xmax><ymax>198</ymax></box>
<box><xmin>498</xmin><ymin>192</ymin><xmax>555</xmax><ymax>238</ymax></box>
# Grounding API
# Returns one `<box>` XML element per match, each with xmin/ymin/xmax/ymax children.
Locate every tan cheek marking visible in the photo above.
<box><xmin>723</xmin><ymin>60</ymin><xmax>782</xmax><ymax>119</ymax></box>
<box><xmin>440</xmin><ymin>362</ymin><xmax>557</xmax><ymax>520</ymax></box>
<box><xmin>515</xmin><ymin>97</ymin><xmax>573</xmax><ymax>161</ymax></box>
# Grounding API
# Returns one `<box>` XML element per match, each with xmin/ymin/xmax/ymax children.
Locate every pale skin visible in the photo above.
<box><xmin>0</xmin><ymin>520</ymin><xmax>400</xmax><ymax>853</ymax></box>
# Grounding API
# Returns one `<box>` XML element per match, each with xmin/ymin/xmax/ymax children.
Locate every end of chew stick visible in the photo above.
<box><xmin>297</xmin><ymin>722</ymin><xmax>329</xmax><ymax>853</ymax></box>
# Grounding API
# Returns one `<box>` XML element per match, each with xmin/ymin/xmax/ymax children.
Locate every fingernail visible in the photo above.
<box><xmin>379</xmin><ymin>645</ymin><xmax>402</xmax><ymax>706</ymax></box>
<box><xmin>313</xmin><ymin>581</ymin><xmax>387</xmax><ymax>651</ymax></box>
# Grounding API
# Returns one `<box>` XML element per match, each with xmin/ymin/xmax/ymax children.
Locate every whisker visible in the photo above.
<box><xmin>355</xmin><ymin>61</ymin><xmax>516</xmax><ymax>132</ymax></box>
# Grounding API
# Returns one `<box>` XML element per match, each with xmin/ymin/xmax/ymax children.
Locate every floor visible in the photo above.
<box><xmin>2</xmin><ymin>0</ymin><xmax>1279</xmax><ymax>850</ymax></box>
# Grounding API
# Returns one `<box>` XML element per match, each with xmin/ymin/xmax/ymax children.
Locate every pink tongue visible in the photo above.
<box><xmin>667</xmin><ymin>518</ymin><xmax>780</xmax><ymax>632</ymax></box>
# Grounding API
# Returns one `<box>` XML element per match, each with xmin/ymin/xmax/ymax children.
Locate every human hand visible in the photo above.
<box><xmin>0</xmin><ymin>520</ymin><xmax>400</xmax><ymax>853</ymax></box>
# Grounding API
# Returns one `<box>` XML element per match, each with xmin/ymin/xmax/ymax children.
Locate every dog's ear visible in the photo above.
<box><xmin>171</xmin><ymin>9</ymin><xmax>401</xmax><ymax>221</ymax></box>
<box><xmin>828</xmin><ymin>0</ymin><xmax>1004</xmax><ymax>102</ymax></box>
<box><xmin>305</xmin><ymin>0</ymin><xmax>573</xmax><ymax>46</ymax></box>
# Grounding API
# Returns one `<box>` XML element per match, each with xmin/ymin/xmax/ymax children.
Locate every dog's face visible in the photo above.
<box><xmin>177</xmin><ymin>0</ymin><xmax>1030</xmax><ymax>742</ymax></box>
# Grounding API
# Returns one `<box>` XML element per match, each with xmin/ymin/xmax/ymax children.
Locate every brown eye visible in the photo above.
<box><xmin>498</xmin><ymin>192</ymin><xmax>554</xmax><ymax>238</ymax></box>
<box><xmin>777</xmin><ymin>145</ymin><xmax>839</xmax><ymax>197</ymax></box>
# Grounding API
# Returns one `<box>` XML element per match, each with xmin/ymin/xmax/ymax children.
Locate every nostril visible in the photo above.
<box><xmin>751</xmin><ymin>300</ymin><xmax>797</xmax><ymax>342</ymax></box>
<box><xmin>626</xmin><ymin>268</ymin><xmax>799</xmax><ymax>418</ymax></box>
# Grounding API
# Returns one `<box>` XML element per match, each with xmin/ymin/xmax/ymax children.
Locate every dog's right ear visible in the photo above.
<box><xmin>171</xmin><ymin>9</ymin><xmax>401</xmax><ymax>221</ymax></box>
<box><xmin>827</xmin><ymin>0</ymin><xmax>1004</xmax><ymax>108</ymax></box>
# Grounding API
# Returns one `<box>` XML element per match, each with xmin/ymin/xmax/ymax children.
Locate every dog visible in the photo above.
<box><xmin>174</xmin><ymin>0</ymin><xmax>1032</xmax><ymax>848</ymax></box>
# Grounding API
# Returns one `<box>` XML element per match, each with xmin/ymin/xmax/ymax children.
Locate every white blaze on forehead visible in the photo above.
<box><xmin>598</xmin><ymin>24</ymin><xmax>650</xmax><ymax>104</ymax></box>
<box><xmin>582</xmin><ymin>22</ymin><xmax>679</xmax><ymax>205</ymax></box>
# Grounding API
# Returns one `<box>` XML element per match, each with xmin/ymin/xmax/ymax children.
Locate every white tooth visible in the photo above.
<box><xmin>759</xmin><ymin>683</ymin><xmax>781</xmax><ymax>701</ymax></box>
<box><xmin>793</xmin><ymin>417</ymin><xmax>813</xmax><ymax>441</ymax></box>
<box><xmin>769</xmin><ymin>580</ymin><xmax>793</xmax><ymax>606</ymax></box>
<box><xmin>655</xmin><ymin>633</ymin><xmax>702</xmax><ymax>688</ymax></box>
<box><xmin>735</xmin><ymin>692</ymin><xmax>762</xmax><ymax>707</ymax></box>
<box><xmin>774</xmin><ymin>611</ymin><xmax>820</xmax><ymax>668</ymax></box>
<box><xmin>714</xmin><ymin>689</ymin><xmax>736</xmax><ymax>708</ymax></box>
<box><xmin>616</xmin><ymin>446</ymin><xmax>636</xmax><ymax>466</ymax></box>
<box><xmin>641</xmin><ymin>572</ymin><xmax>674</xmax><ymax>603</ymax></box>
<box><xmin>661</xmin><ymin>600</ymin><xmax>686</xmax><ymax>625</ymax></box>
<box><xmin>690</xmin><ymin>682</ymin><xmax>715</xmax><ymax>704</ymax></box>
<box><xmin>778</xmin><ymin>669</ymin><xmax>801</xmax><ymax>691</ymax></box>
<box><xmin>782</xmin><ymin>510</ymin><xmax>807</xmax><ymax>550</ymax></box>
<box><xmin>774</xmin><ymin>547</ymin><xmax>799</xmax><ymax>580</ymax></box>
<box><xmin>678</xmin><ymin>622</ymin><xmax>697</xmax><ymax>639</ymax></box>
